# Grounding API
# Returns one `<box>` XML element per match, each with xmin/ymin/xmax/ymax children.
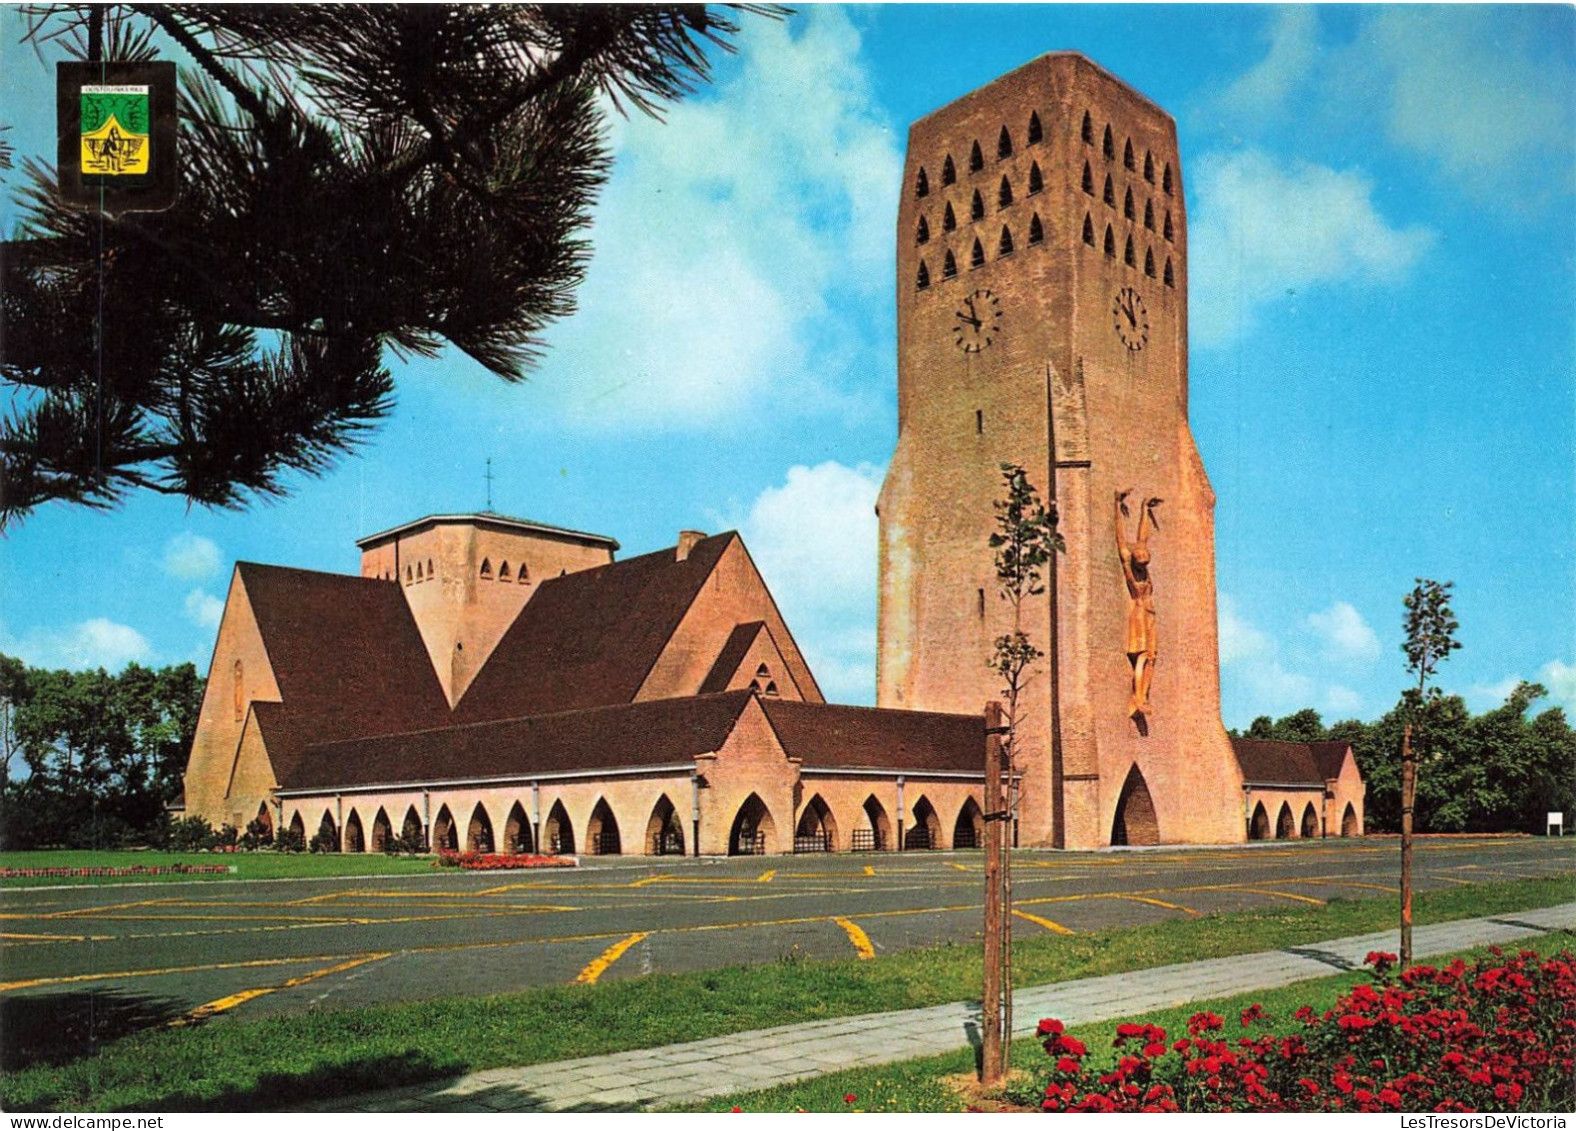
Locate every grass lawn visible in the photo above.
<box><xmin>672</xmin><ymin>932</ymin><xmax>1576</xmax><ymax>1112</ymax></box>
<box><xmin>0</xmin><ymin>849</ymin><xmax>446</xmax><ymax>885</ymax></box>
<box><xmin>1</xmin><ymin>875</ymin><xmax>1570</xmax><ymax>1111</ymax></box>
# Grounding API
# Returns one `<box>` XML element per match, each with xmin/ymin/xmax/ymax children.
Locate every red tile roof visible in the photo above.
<box><xmin>1232</xmin><ymin>737</ymin><xmax>1351</xmax><ymax>786</ymax></box>
<box><xmin>453</xmin><ymin>533</ymin><xmax>736</xmax><ymax>722</ymax></box>
<box><xmin>761</xmin><ymin>699</ymin><xmax>984</xmax><ymax>775</ymax></box>
<box><xmin>280</xmin><ymin>691</ymin><xmax>756</xmax><ymax>792</ymax></box>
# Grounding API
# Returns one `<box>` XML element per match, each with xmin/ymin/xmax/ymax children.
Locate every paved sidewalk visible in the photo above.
<box><xmin>300</xmin><ymin>903</ymin><xmax>1575</xmax><ymax>1112</ymax></box>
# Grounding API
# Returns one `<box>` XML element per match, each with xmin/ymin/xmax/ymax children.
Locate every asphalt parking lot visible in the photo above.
<box><xmin>2</xmin><ymin>836</ymin><xmax>1570</xmax><ymax>1041</ymax></box>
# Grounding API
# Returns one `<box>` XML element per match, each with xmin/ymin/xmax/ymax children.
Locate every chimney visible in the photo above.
<box><xmin>676</xmin><ymin>530</ymin><xmax>707</xmax><ymax>562</ymax></box>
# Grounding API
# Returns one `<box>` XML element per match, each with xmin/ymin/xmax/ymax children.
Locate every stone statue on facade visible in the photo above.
<box><xmin>1115</xmin><ymin>490</ymin><xmax>1161</xmax><ymax>716</ymax></box>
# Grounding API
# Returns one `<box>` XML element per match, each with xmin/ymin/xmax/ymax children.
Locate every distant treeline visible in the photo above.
<box><xmin>0</xmin><ymin>654</ymin><xmax>204</xmax><ymax>850</ymax></box>
<box><xmin>1234</xmin><ymin>682</ymin><xmax>1576</xmax><ymax>834</ymax></box>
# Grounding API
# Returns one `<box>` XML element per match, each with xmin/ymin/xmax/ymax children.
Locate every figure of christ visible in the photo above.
<box><xmin>1115</xmin><ymin>490</ymin><xmax>1161</xmax><ymax>716</ymax></box>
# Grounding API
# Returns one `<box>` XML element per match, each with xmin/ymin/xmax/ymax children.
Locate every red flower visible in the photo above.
<box><xmin>843</xmin><ymin>1094</ymin><xmax>856</xmax><ymax>1104</ymax></box>
<box><xmin>1037</xmin><ymin>1018</ymin><xmax>1065</xmax><ymax>1036</ymax></box>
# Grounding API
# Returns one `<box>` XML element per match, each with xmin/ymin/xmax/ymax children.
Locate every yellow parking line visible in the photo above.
<box><xmin>834</xmin><ymin>917</ymin><xmax>876</xmax><ymax>959</ymax></box>
<box><xmin>170</xmin><ymin>952</ymin><xmax>393</xmax><ymax>1026</ymax></box>
<box><xmin>757</xmin><ymin>870</ymin><xmax>776</xmax><ymax>883</ymax></box>
<box><xmin>1</xmin><ymin>931</ymin><xmax>114</xmax><ymax>942</ymax></box>
<box><xmin>863</xmin><ymin>866</ymin><xmax>875</xmax><ymax>876</ymax></box>
<box><xmin>1224</xmin><ymin>886</ymin><xmax>1326</xmax><ymax>906</ymax></box>
<box><xmin>1013</xmin><ymin>909</ymin><xmax>1075</xmax><ymax>935</ymax></box>
<box><xmin>0</xmin><ymin>952</ymin><xmax>358</xmax><ymax>993</ymax></box>
<box><xmin>947</xmin><ymin>863</ymin><xmax>969</xmax><ymax>872</ymax></box>
<box><xmin>576</xmin><ymin>931</ymin><xmax>649</xmax><ymax>984</ymax></box>
<box><xmin>1114</xmin><ymin>894</ymin><xmax>1197</xmax><ymax>915</ymax></box>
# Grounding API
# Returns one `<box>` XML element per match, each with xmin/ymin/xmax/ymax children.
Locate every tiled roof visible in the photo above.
<box><xmin>1232</xmin><ymin>737</ymin><xmax>1350</xmax><ymax>786</ymax></box>
<box><xmin>699</xmin><ymin>622</ymin><xmax>768</xmax><ymax>694</ymax></box>
<box><xmin>761</xmin><ymin>699</ymin><xmax>984</xmax><ymax>774</ymax></box>
<box><xmin>281</xmin><ymin>691</ymin><xmax>755</xmax><ymax>792</ymax></box>
<box><xmin>238</xmin><ymin>563</ymin><xmax>450</xmax><ymax>781</ymax></box>
<box><xmin>453</xmin><ymin>533</ymin><xmax>736</xmax><ymax>722</ymax></box>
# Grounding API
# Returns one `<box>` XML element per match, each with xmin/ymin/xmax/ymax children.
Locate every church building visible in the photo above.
<box><xmin>181</xmin><ymin>54</ymin><xmax>1364</xmax><ymax>854</ymax></box>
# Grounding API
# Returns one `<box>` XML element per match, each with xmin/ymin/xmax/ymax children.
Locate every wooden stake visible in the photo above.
<box><xmin>981</xmin><ymin>701</ymin><xmax>1004</xmax><ymax>1085</ymax></box>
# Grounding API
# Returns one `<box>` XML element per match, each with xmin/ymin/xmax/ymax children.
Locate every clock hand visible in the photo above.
<box><xmin>955</xmin><ymin>309</ymin><xmax>982</xmax><ymax>328</ymax></box>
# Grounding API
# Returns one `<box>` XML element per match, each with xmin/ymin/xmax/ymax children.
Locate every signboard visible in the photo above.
<box><xmin>56</xmin><ymin>61</ymin><xmax>177</xmax><ymax>212</ymax></box>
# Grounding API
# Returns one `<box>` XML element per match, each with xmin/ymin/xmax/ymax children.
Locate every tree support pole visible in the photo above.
<box><xmin>981</xmin><ymin>701</ymin><xmax>1005</xmax><ymax>1085</ymax></box>
<box><xmin>1400</xmin><ymin>721</ymin><xmax>1415</xmax><ymax>968</ymax></box>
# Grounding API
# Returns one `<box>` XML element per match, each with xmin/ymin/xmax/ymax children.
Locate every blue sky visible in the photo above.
<box><xmin>3</xmin><ymin>5</ymin><xmax>1573</xmax><ymax>729</ymax></box>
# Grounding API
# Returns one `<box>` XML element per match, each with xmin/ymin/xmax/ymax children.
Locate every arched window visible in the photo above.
<box><xmin>1028</xmin><ymin>214</ymin><xmax>1044</xmax><ymax>245</ymax></box>
<box><xmin>1081</xmin><ymin>110</ymin><xmax>1094</xmax><ymax>144</ymax></box>
<box><xmin>505</xmin><ymin>800</ymin><xmax>534</xmax><ymax>853</ymax></box>
<box><xmin>401</xmin><ymin>806</ymin><xmax>422</xmax><ymax>847</ymax></box>
<box><xmin>942</xmin><ymin>154</ymin><xmax>956</xmax><ymax>185</ymax></box>
<box><xmin>1276</xmin><ymin>802</ymin><xmax>1295</xmax><ymax>840</ymax></box>
<box><xmin>916</xmin><ymin>260</ymin><xmax>931</xmax><ymax>290</ymax></box>
<box><xmin>1301</xmin><ymin>803</ymin><xmax>1319</xmax><ymax>839</ymax></box>
<box><xmin>467</xmin><ymin>802</ymin><xmax>494</xmax><ymax>853</ymax></box>
<box><xmin>1249</xmin><ymin>802</ymin><xmax>1270</xmax><ymax>840</ymax></box>
<box><xmin>1124</xmin><ymin>234</ymin><xmax>1136</xmax><ymax>267</ymax></box>
<box><xmin>316</xmin><ymin>810</ymin><xmax>340</xmax><ymax>853</ymax></box>
<box><xmin>1027</xmin><ymin>161</ymin><xmax>1043</xmax><ymax>195</ymax></box>
<box><xmin>1102</xmin><ymin>124</ymin><xmax>1115</xmax><ymax>160</ymax></box>
<box><xmin>970</xmin><ymin>189</ymin><xmax>984</xmax><ymax>221</ymax></box>
<box><xmin>943</xmin><ymin>250</ymin><xmax>958</xmax><ymax>278</ymax></box>
<box><xmin>998</xmin><ymin>226</ymin><xmax>1014</xmax><ymax>256</ymax></box>
<box><xmin>432</xmin><ymin>805</ymin><xmax>457</xmax><ymax>852</ymax></box>
<box><xmin>1163</xmin><ymin>211</ymin><xmax>1174</xmax><ymax>242</ymax></box>
<box><xmin>479</xmin><ymin>558</ymin><xmax>492</xmax><ymax>579</ymax></box>
<box><xmin>344</xmin><ymin>809</ymin><xmax>365</xmax><ymax>853</ymax></box>
<box><xmin>998</xmin><ymin>176</ymin><xmax>1013</xmax><ymax>209</ymax></box>
<box><xmin>1082</xmin><ymin>213</ymin><xmax>1095</xmax><ymax>246</ymax></box>
<box><xmin>1163</xmin><ymin>258</ymin><xmax>1175</xmax><ymax>287</ymax></box>
<box><xmin>1104</xmin><ymin>225</ymin><xmax>1116</xmax><ymax>258</ymax></box>
<box><xmin>1341</xmin><ymin>802</ymin><xmax>1359</xmax><ymax>837</ymax></box>
<box><xmin>997</xmin><ymin>125</ymin><xmax>1012</xmax><ymax>159</ymax></box>
<box><xmin>969</xmin><ymin>140</ymin><xmax>984</xmax><ymax>172</ymax></box>
<box><xmin>587</xmin><ymin>799</ymin><xmax>621</xmax><ymax>855</ymax></box>
<box><xmin>794</xmin><ymin>794</ymin><xmax>838</xmax><ymax>853</ymax></box>
<box><xmin>915</xmin><ymin>166</ymin><xmax>929</xmax><ymax>198</ymax></box>
<box><xmin>970</xmin><ymin>238</ymin><xmax>985</xmax><ymax>269</ymax></box>
<box><xmin>1144</xmin><ymin>247</ymin><xmax>1156</xmax><ymax>277</ymax></box>
<box><xmin>953</xmin><ymin>798</ymin><xmax>984</xmax><ymax>850</ymax></box>
<box><xmin>1144</xmin><ymin>199</ymin><xmax>1154</xmax><ymax>230</ymax></box>
<box><xmin>1027</xmin><ymin>111</ymin><xmax>1043</xmax><ymax>145</ymax></box>
<box><xmin>1081</xmin><ymin>162</ymin><xmax>1094</xmax><ymax>195</ymax></box>
<box><xmin>906</xmin><ymin>796</ymin><xmax>941</xmax><ymax>849</ymax></box>
<box><xmin>943</xmin><ymin>202</ymin><xmax>957</xmax><ymax>232</ymax></box>
<box><xmin>1162</xmin><ymin>163</ymin><xmax>1173</xmax><ymax>195</ymax></box>
<box><xmin>1103</xmin><ymin>174</ymin><xmax>1115</xmax><ymax>207</ymax></box>
<box><xmin>728</xmin><ymin>793</ymin><xmax>775</xmax><ymax>856</ymax></box>
<box><xmin>371</xmin><ymin>807</ymin><xmax>392</xmax><ymax>853</ymax></box>
<box><xmin>859</xmin><ymin>795</ymin><xmax>892</xmax><ymax>852</ymax></box>
<box><xmin>1124</xmin><ymin>138</ymin><xmax>1136</xmax><ymax>170</ymax></box>
<box><xmin>646</xmin><ymin>795</ymin><xmax>685</xmax><ymax>856</ymax></box>
<box><xmin>1144</xmin><ymin>151</ymin><xmax>1155</xmax><ymax>183</ymax></box>
<box><xmin>916</xmin><ymin>215</ymin><xmax>930</xmax><ymax>244</ymax></box>
<box><xmin>1124</xmin><ymin>186</ymin><xmax>1135</xmax><ymax>220</ymax></box>
<box><xmin>545</xmin><ymin>799</ymin><xmax>574</xmax><ymax>855</ymax></box>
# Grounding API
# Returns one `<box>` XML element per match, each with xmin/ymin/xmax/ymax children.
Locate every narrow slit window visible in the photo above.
<box><xmin>943</xmin><ymin>202</ymin><xmax>957</xmax><ymax>232</ymax></box>
<box><xmin>499</xmin><ymin>561</ymin><xmax>512</xmax><ymax>581</ymax></box>
<box><xmin>998</xmin><ymin>176</ymin><xmax>1013</xmax><ymax>209</ymax></box>
<box><xmin>1163</xmin><ymin>163</ymin><xmax>1173</xmax><ymax>195</ymax></box>
<box><xmin>1163</xmin><ymin>211</ymin><xmax>1174</xmax><ymax>241</ymax></box>
<box><xmin>519</xmin><ymin>562</ymin><xmax>530</xmax><ymax>582</ymax></box>
<box><xmin>916</xmin><ymin>215</ymin><xmax>930</xmax><ymax>244</ymax></box>
<box><xmin>944</xmin><ymin>250</ymin><xmax>958</xmax><ymax>278</ymax></box>
<box><xmin>942</xmin><ymin>154</ymin><xmax>956</xmax><ymax>185</ymax></box>
<box><xmin>1124</xmin><ymin>186</ymin><xmax>1135</xmax><ymax>219</ymax></box>
<box><xmin>997</xmin><ymin>125</ymin><xmax>1013</xmax><ymax>159</ymax></box>
<box><xmin>1124</xmin><ymin>139</ymin><xmax>1136</xmax><ymax>170</ymax></box>
<box><xmin>1081</xmin><ymin>110</ymin><xmax>1094</xmax><ymax>144</ymax></box>
<box><xmin>1027</xmin><ymin>111</ymin><xmax>1043</xmax><ymax>145</ymax></box>
<box><xmin>971</xmin><ymin>189</ymin><xmax>985</xmax><ymax>220</ymax></box>
<box><xmin>1124</xmin><ymin>234</ymin><xmax>1136</xmax><ymax>266</ymax></box>
<box><xmin>1144</xmin><ymin>199</ymin><xmax>1154</xmax><ymax>230</ymax></box>
<box><xmin>978</xmin><ymin>588</ymin><xmax>986</xmax><ymax>617</ymax></box>
<box><xmin>916</xmin><ymin>260</ymin><xmax>931</xmax><ymax>289</ymax></box>
<box><xmin>1082</xmin><ymin>162</ymin><xmax>1094</xmax><ymax>195</ymax></box>
<box><xmin>1164</xmin><ymin>258</ymin><xmax>1175</xmax><ymax>287</ymax></box>
<box><xmin>970</xmin><ymin>238</ymin><xmax>985</xmax><ymax>268</ymax></box>
<box><xmin>975</xmin><ymin>409</ymin><xmax>983</xmax><ymax>434</ymax></box>
<box><xmin>479</xmin><ymin>558</ymin><xmax>492</xmax><ymax>579</ymax></box>
<box><xmin>1028</xmin><ymin>213</ymin><xmax>1044</xmax><ymax>244</ymax></box>
<box><xmin>1144</xmin><ymin>248</ymin><xmax>1156</xmax><ymax>277</ymax></box>
<box><xmin>1103</xmin><ymin>174</ymin><xmax>1115</xmax><ymax>207</ymax></box>
<box><xmin>1082</xmin><ymin>213</ymin><xmax>1096</xmax><ymax>246</ymax></box>
<box><xmin>1028</xmin><ymin>161</ymin><xmax>1043</xmax><ymax>195</ymax></box>
<box><xmin>969</xmin><ymin>140</ymin><xmax>984</xmax><ymax>172</ymax></box>
<box><xmin>427</xmin><ymin>559</ymin><xmax>433</xmax><ymax>578</ymax></box>
<box><xmin>1103</xmin><ymin>124</ymin><xmax>1115</xmax><ymax>160</ymax></box>
<box><xmin>998</xmin><ymin>225</ymin><xmax>1014</xmax><ymax>256</ymax></box>
<box><xmin>1144</xmin><ymin>151</ymin><xmax>1155</xmax><ymax>183</ymax></box>
<box><xmin>1104</xmin><ymin>225</ymin><xmax>1116</xmax><ymax>258</ymax></box>
<box><xmin>915</xmin><ymin>167</ymin><xmax>929</xmax><ymax>198</ymax></box>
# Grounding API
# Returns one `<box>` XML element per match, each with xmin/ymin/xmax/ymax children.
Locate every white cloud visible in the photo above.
<box><xmin>1538</xmin><ymin>660</ymin><xmax>1576</xmax><ymax>714</ymax></box>
<box><xmin>1217</xmin><ymin>594</ymin><xmax>1271</xmax><ymax>665</ymax></box>
<box><xmin>1213</xmin><ymin>7</ymin><xmax>1320</xmax><ymax>124</ymax></box>
<box><xmin>161</xmin><ymin>532</ymin><xmax>222</xmax><ymax>581</ymax></box>
<box><xmin>1305</xmin><ymin>601</ymin><xmax>1381</xmax><ymax>664</ymax></box>
<box><xmin>735</xmin><ymin>460</ymin><xmax>883</xmax><ymax>704</ymax></box>
<box><xmin>1189</xmin><ymin>150</ymin><xmax>1435</xmax><ymax>348</ymax></box>
<box><xmin>536</xmin><ymin>7</ymin><xmax>901</xmax><ymax>429</ymax></box>
<box><xmin>183</xmin><ymin>589</ymin><xmax>225</xmax><ymax>631</ymax></box>
<box><xmin>6</xmin><ymin>618</ymin><xmax>153</xmax><ymax>671</ymax></box>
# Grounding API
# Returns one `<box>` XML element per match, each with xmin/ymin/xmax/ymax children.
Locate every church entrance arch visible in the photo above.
<box><xmin>905</xmin><ymin>796</ymin><xmax>941</xmax><ymax>849</ymax></box>
<box><xmin>645</xmin><ymin>795</ymin><xmax>685</xmax><ymax>856</ymax></box>
<box><xmin>545</xmin><ymin>800</ymin><xmax>574</xmax><ymax>854</ymax></box>
<box><xmin>504</xmin><ymin>801</ymin><xmax>534</xmax><ymax>853</ymax></box>
<box><xmin>794</xmin><ymin>794</ymin><xmax>837</xmax><ymax>853</ymax></box>
<box><xmin>1110</xmin><ymin>765</ymin><xmax>1159</xmax><ymax>846</ymax></box>
<box><xmin>371</xmin><ymin>807</ymin><xmax>392</xmax><ymax>853</ymax></box>
<box><xmin>1301</xmin><ymin>802</ymin><xmax>1319</xmax><ymax>839</ymax></box>
<box><xmin>587</xmin><ymin>798</ymin><xmax>621</xmax><ymax>855</ymax></box>
<box><xmin>729</xmin><ymin>793</ymin><xmax>775</xmax><ymax>855</ymax></box>
<box><xmin>315</xmin><ymin>810</ymin><xmax>340</xmax><ymax>852</ymax></box>
<box><xmin>401</xmin><ymin>806</ymin><xmax>422</xmax><ymax>849</ymax></box>
<box><xmin>855</xmin><ymin>795</ymin><xmax>891</xmax><ymax>852</ymax></box>
<box><xmin>467</xmin><ymin>803</ymin><xmax>495</xmax><ymax>853</ymax></box>
<box><xmin>254</xmin><ymin>802</ymin><xmax>274</xmax><ymax>841</ymax></box>
<box><xmin>1275</xmin><ymin>802</ymin><xmax>1295</xmax><ymax>839</ymax></box>
<box><xmin>289</xmin><ymin>811</ymin><xmax>306</xmax><ymax>845</ymax></box>
<box><xmin>432</xmin><ymin>805</ymin><xmax>458</xmax><ymax>852</ymax></box>
<box><xmin>953</xmin><ymin>797</ymin><xmax>984</xmax><ymax>849</ymax></box>
<box><xmin>1249</xmin><ymin>802</ymin><xmax>1270</xmax><ymax>840</ymax></box>
<box><xmin>344</xmin><ymin>809</ymin><xmax>365</xmax><ymax>853</ymax></box>
<box><xmin>1341</xmin><ymin>802</ymin><xmax>1359</xmax><ymax>837</ymax></box>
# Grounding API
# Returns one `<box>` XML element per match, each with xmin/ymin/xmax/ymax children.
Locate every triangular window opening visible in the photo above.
<box><xmin>1082</xmin><ymin>162</ymin><xmax>1094</xmax><ymax>195</ymax></box>
<box><xmin>1124</xmin><ymin>138</ymin><xmax>1136</xmax><ymax>170</ymax></box>
<box><xmin>997</xmin><ymin>125</ymin><xmax>1013</xmax><ymax>160</ymax></box>
<box><xmin>998</xmin><ymin>226</ymin><xmax>1014</xmax><ymax>256</ymax></box>
<box><xmin>1028</xmin><ymin>213</ymin><xmax>1044</xmax><ymax>244</ymax></box>
<box><xmin>1164</xmin><ymin>211</ymin><xmax>1174</xmax><ymax>242</ymax></box>
<box><xmin>764</xmin><ymin>681</ymin><xmax>780</xmax><ymax>698</ymax></box>
<box><xmin>416</xmin><ymin>561</ymin><xmax>424</xmax><ymax>580</ymax></box>
<box><xmin>970</xmin><ymin>238</ymin><xmax>985</xmax><ymax>269</ymax></box>
<box><xmin>756</xmin><ymin>663</ymin><xmax>771</xmax><ymax>678</ymax></box>
<box><xmin>916</xmin><ymin>215</ymin><xmax>930</xmax><ymax>244</ymax></box>
<box><xmin>1102</xmin><ymin>124</ymin><xmax>1115</xmax><ymax>160</ymax></box>
<box><xmin>1027</xmin><ymin>162</ymin><xmax>1043</xmax><ymax>195</ymax></box>
<box><xmin>519</xmin><ymin>562</ymin><xmax>530</xmax><ymax>582</ymax></box>
<box><xmin>1164</xmin><ymin>258</ymin><xmax>1175</xmax><ymax>287</ymax></box>
<box><xmin>499</xmin><ymin>561</ymin><xmax>512</xmax><ymax>581</ymax></box>
<box><xmin>1027</xmin><ymin>111</ymin><xmax>1043</xmax><ymax>145</ymax></box>
<box><xmin>998</xmin><ymin>176</ymin><xmax>1013</xmax><ymax>209</ymax></box>
<box><xmin>943</xmin><ymin>202</ymin><xmax>957</xmax><ymax>232</ymax></box>
<box><xmin>1163</xmin><ymin>163</ymin><xmax>1173</xmax><ymax>195</ymax></box>
<box><xmin>748</xmin><ymin>679</ymin><xmax>762</xmax><ymax>693</ymax></box>
<box><xmin>1104</xmin><ymin>225</ymin><xmax>1116</xmax><ymax>258</ymax></box>
<box><xmin>1103</xmin><ymin>175</ymin><xmax>1115</xmax><ymax>207</ymax></box>
<box><xmin>1081</xmin><ymin>110</ymin><xmax>1094</xmax><ymax>144</ymax></box>
<box><xmin>970</xmin><ymin>189</ymin><xmax>985</xmax><ymax>221</ymax></box>
<box><xmin>942</xmin><ymin>154</ymin><xmax>956</xmax><ymax>185</ymax></box>
<box><xmin>1124</xmin><ymin>187</ymin><xmax>1135</xmax><ymax>220</ymax></box>
<box><xmin>1082</xmin><ymin>213</ymin><xmax>1096</xmax><ymax>246</ymax></box>
<box><xmin>943</xmin><ymin>250</ymin><xmax>958</xmax><ymax>278</ymax></box>
<box><xmin>969</xmin><ymin>140</ymin><xmax>984</xmax><ymax>172</ymax></box>
<box><xmin>1124</xmin><ymin>234</ymin><xmax>1136</xmax><ymax>267</ymax></box>
<box><xmin>1144</xmin><ymin>248</ymin><xmax>1156</xmax><ymax>277</ymax></box>
<box><xmin>1144</xmin><ymin>151</ymin><xmax>1155</xmax><ymax>183</ymax></box>
<box><xmin>427</xmin><ymin>559</ymin><xmax>434</xmax><ymax>578</ymax></box>
<box><xmin>916</xmin><ymin>260</ymin><xmax>931</xmax><ymax>290</ymax></box>
<box><xmin>915</xmin><ymin>166</ymin><xmax>929</xmax><ymax>198</ymax></box>
<box><xmin>1144</xmin><ymin>199</ymin><xmax>1154</xmax><ymax>230</ymax></box>
<box><xmin>479</xmin><ymin>558</ymin><xmax>492</xmax><ymax>579</ymax></box>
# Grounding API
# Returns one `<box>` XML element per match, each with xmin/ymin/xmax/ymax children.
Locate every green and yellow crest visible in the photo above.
<box><xmin>80</xmin><ymin>85</ymin><xmax>150</xmax><ymax>176</ymax></box>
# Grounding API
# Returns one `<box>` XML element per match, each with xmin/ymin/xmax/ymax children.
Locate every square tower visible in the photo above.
<box><xmin>877</xmin><ymin>54</ymin><xmax>1243</xmax><ymax>847</ymax></box>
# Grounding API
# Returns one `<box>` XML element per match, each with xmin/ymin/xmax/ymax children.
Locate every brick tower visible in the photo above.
<box><xmin>876</xmin><ymin>54</ymin><xmax>1243</xmax><ymax>848</ymax></box>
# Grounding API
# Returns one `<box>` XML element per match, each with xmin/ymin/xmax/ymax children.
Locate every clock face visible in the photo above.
<box><xmin>953</xmin><ymin>288</ymin><xmax>1002</xmax><ymax>353</ymax></box>
<box><xmin>1112</xmin><ymin>286</ymin><xmax>1149</xmax><ymax>351</ymax></box>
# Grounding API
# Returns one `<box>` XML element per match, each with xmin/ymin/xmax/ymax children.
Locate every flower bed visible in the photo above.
<box><xmin>1037</xmin><ymin>947</ymin><xmax>1575</xmax><ymax>1113</ymax></box>
<box><xmin>432</xmin><ymin>851</ymin><xmax>577</xmax><ymax>870</ymax></box>
<box><xmin>1</xmin><ymin>863</ymin><xmax>236</xmax><ymax>878</ymax></box>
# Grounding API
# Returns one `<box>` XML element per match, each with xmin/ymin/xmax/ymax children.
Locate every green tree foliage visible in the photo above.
<box><xmin>0</xmin><ymin>655</ymin><xmax>204</xmax><ymax>848</ymax></box>
<box><xmin>1</xmin><ymin>4</ymin><xmax>775</xmax><ymax>527</ymax></box>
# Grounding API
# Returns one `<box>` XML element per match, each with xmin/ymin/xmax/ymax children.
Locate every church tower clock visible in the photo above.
<box><xmin>876</xmin><ymin>54</ymin><xmax>1244</xmax><ymax>848</ymax></box>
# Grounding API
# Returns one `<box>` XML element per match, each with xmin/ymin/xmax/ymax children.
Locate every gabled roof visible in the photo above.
<box><xmin>237</xmin><ymin>563</ymin><xmax>450</xmax><ymax>781</ymax></box>
<box><xmin>281</xmin><ymin>691</ymin><xmax>755</xmax><ymax>792</ymax></box>
<box><xmin>453</xmin><ymin>533</ymin><xmax>736</xmax><ymax>722</ymax></box>
<box><xmin>1232</xmin><ymin>737</ymin><xmax>1352</xmax><ymax>786</ymax></box>
<box><xmin>760</xmin><ymin>699</ymin><xmax>983</xmax><ymax>775</ymax></box>
<box><xmin>699</xmin><ymin>621</ymin><xmax>770</xmax><ymax>694</ymax></box>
